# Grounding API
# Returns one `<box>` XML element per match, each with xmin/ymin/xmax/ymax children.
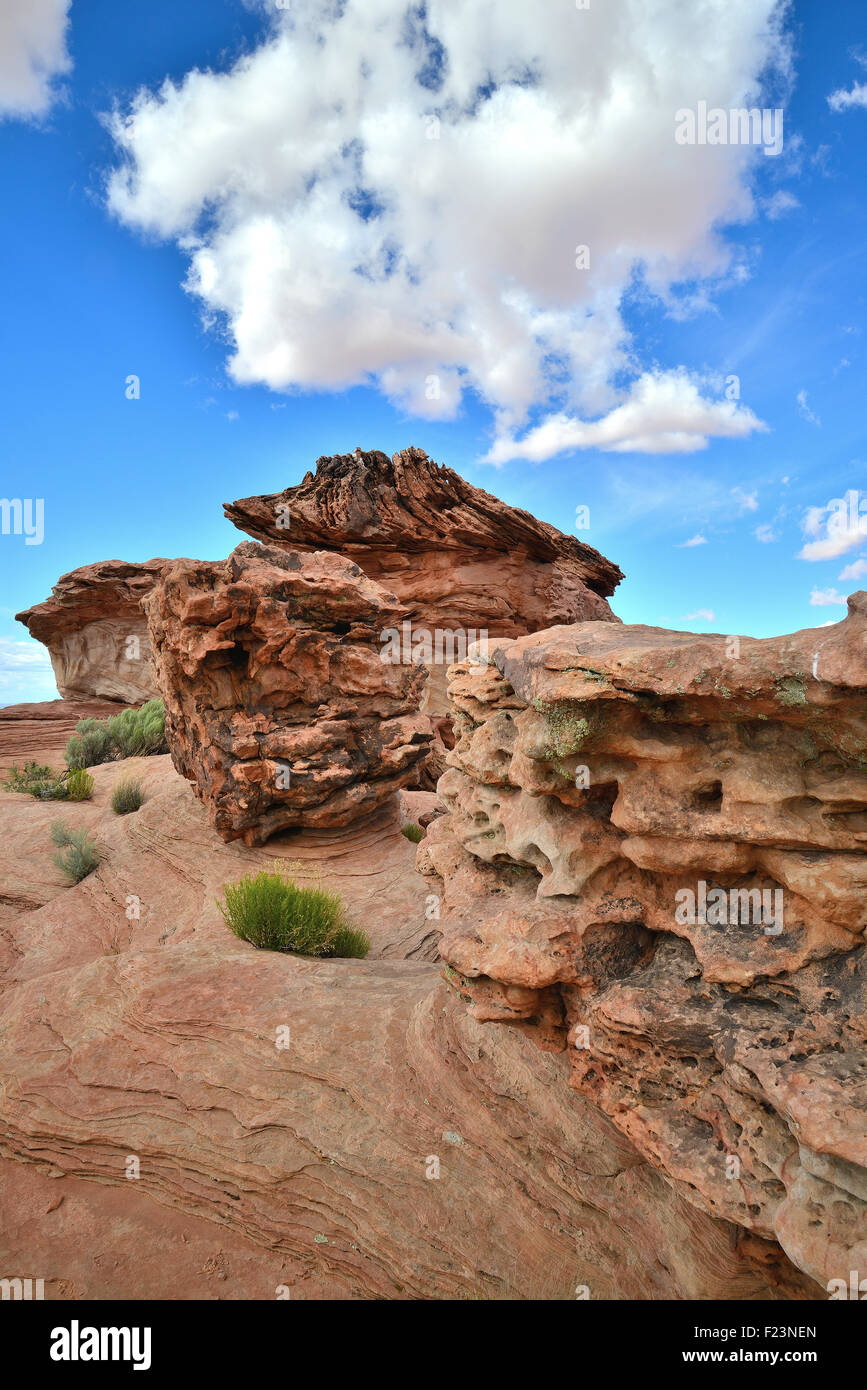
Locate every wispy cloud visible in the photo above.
<box><xmin>809</xmin><ymin>587</ymin><xmax>847</xmax><ymax>607</ymax></box>
<box><xmin>839</xmin><ymin>557</ymin><xmax>867</xmax><ymax>582</ymax></box>
<box><xmin>762</xmin><ymin>189</ymin><xmax>800</xmax><ymax>219</ymax></box>
<box><xmin>828</xmin><ymin>82</ymin><xmax>867</xmax><ymax>113</ymax></box>
<box><xmin>731</xmin><ymin>486</ymin><xmax>759</xmax><ymax>513</ymax></box>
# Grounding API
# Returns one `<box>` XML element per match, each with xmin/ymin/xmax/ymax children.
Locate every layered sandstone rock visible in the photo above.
<box><xmin>15</xmin><ymin>559</ymin><xmax>171</xmax><ymax>701</ymax></box>
<box><xmin>225</xmin><ymin>447</ymin><xmax>622</xmax><ymax>724</ymax></box>
<box><xmin>144</xmin><ymin>541</ymin><xmax>432</xmax><ymax>845</ymax></box>
<box><xmin>420</xmin><ymin>593</ymin><xmax>867</xmax><ymax>1291</ymax></box>
<box><xmin>225</xmin><ymin>447</ymin><xmax>622</xmax><ymax>633</ymax></box>
<box><xmin>0</xmin><ymin>734</ymin><xmax>816</xmax><ymax>1299</ymax></box>
<box><xmin>0</xmin><ymin>698</ymin><xmax>132</xmax><ymax>784</ymax></box>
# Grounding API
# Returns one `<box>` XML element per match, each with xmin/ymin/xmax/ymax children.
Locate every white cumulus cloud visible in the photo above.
<box><xmin>485</xmin><ymin>369</ymin><xmax>766</xmax><ymax>463</ymax></box>
<box><xmin>799</xmin><ymin>489</ymin><xmax>867</xmax><ymax>562</ymax></box>
<box><xmin>0</xmin><ymin>0</ymin><xmax>71</xmax><ymax>120</ymax></box>
<box><xmin>828</xmin><ymin>82</ymin><xmax>867</xmax><ymax>113</ymax></box>
<box><xmin>105</xmin><ymin>0</ymin><xmax>787</xmax><ymax>460</ymax></box>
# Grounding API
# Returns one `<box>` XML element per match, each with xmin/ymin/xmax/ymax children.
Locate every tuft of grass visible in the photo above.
<box><xmin>217</xmin><ymin>869</ymin><xmax>370</xmax><ymax>958</ymax></box>
<box><xmin>65</xmin><ymin>769</ymin><xmax>94</xmax><ymax>801</ymax></box>
<box><xmin>111</xmin><ymin>776</ymin><xmax>145</xmax><ymax>815</ymax></box>
<box><xmin>65</xmin><ymin>699</ymin><xmax>167</xmax><ymax>769</ymax></box>
<box><xmin>50</xmin><ymin>820</ymin><xmax>100</xmax><ymax>883</ymax></box>
<box><xmin>401</xmin><ymin>822</ymin><xmax>425</xmax><ymax>843</ymax></box>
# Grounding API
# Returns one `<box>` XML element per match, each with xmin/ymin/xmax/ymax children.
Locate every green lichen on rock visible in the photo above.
<box><xmin>775</xmin><ymin>675</ymin><xmax>808</xmax><ymax>707</ymax></box>
<box><xmin>532</xmin><ymin>699</ymin><xmax>593</xmax><ymax>759</ymax></box>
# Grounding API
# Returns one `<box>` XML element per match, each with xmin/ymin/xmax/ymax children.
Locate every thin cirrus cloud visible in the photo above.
<box><xmin>104</xmin><ymin>0</ymin><xmax>789</xmax><ymax>463</ymax></box>
<box><xmin>0</xmin><ymin>0</ymin><xmax>71</xmax><ymax>119</ymax></box>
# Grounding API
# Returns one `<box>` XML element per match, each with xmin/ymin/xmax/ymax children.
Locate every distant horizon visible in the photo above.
<box><xmin>2</xmin><ymin>0</ymin><xmax>865</xmax><ymax>703</ymax></box>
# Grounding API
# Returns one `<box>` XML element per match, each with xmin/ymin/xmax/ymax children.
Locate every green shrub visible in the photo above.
<box><xmin>50</xmin><ymin>821</ymin><xmax>100</xmax><ymax>883</ymax></box>
<box><xmin>217</xmin><ymin>870</ymin><xmax>370</xmax><ymax>958</ymax></box>
<box><xmin>65</xmin><ymin>769</ymin><xmax>94</xmax><ymax>801</ymax></box>
<box><xmin>111</xmin><ymin>776</ymin><xmax>145</xmax><ymax>815</ymax></box>
<box><xmin>64</xmin><ymin>722</ymin><xmax>113</xmax><ymax>770</ymax></box>
<box><xmin>401</xmin><ymin>822</ymin><xmax>425</xmax><ymax>843</ymax></box>
<box><xmin>3</xmin><ymin>761</ymin><xmax>68</xmax><ymax>799</ymax></box>
<box><xmin>65</xmin><ymin>699</ymin><xmax>167</xmax><ymax>769</ymax></box>
<box><xmin>106</xmin><ymin>700</ymin><xmax>167</xmax><ymax>759</ymax></box>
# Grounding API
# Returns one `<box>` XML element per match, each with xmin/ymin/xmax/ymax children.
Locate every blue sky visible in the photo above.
<box><xmin>0</xmin><ymin>0</ymin><xmax>865</xmax><ymax>703</ymax></box>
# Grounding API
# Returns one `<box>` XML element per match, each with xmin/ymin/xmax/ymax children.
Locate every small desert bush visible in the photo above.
<box><xmin>401</xmin><ymin>822</ymin><xmax>425</xmax><ymax>843</ymax></box>
<box><xmin>65</xmin><ymin>769</ymin><xmax>94</xmax><ymax>801</ymax></box>
<box><xmin>111</xmin><ymin>776</ymin><xmax>145</xmax><ymax>815</ymax></box>
<box><xmin>3</xmin><ymin>761</ymin><xmax>68</xmax><ymax>799</ymax></box>
<box><xmin>65</xmin><ymin>699</ymin><xmax>167</xmax><ymax>769</ymax></box>
<box><xmin>218</xmin><ymin>869</ymin><xmax>370</xmax><ymax>958</ymax></box>
<box><xmin>50</xmin><ymin>821</ymin><xmax>100</xmax><ymax>883</ymax></box>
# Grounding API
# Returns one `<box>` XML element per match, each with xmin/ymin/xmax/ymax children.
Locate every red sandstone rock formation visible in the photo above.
<box><xmin>225</xmin><ymin>446</ymin><xmax>623</xmax><ymax>782</ymax></box>
<box><xmin>224</xmin><ymin>447</ymin><xmax>622</xmax><ymax>634</ymax></box>
<box><xmin>144</xmin><ymin>541</ymin><xmax>432</xmax><ymax>845</ymax></box>
<box><xmin>420</xmin><ymin>593</ymin><xmax>867</xmax><ymax>1291</ymax></box>
<box><xmin>15</xmin><ymin>559</ymin><xmax>172</xmax><ymax>702</ymax></box>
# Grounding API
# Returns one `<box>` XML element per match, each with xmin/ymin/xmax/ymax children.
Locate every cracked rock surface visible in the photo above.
<box><xmin>144</xmin><ymin>542</ymin><xmax>432</xmax><ymax>845</ymax></box>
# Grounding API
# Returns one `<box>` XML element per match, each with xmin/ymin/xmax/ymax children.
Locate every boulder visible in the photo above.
<box><xmin>420</xmin><ymin>593</ymin><xmax>867</xmax><ymax>1290</ymax></box>
<box><xmin>15</xmin><ymin>559</ymin><xmax>173</xmax><ymax>702</ymax></box>
<box><xmin>225</xmin><ymin>446</ymin><xmax>623</xmax><ymax>728</ymax></box>
<box><xmin>144</xmin><ymin>542</ymin><xmax>433</xmax><ymax>845</ymax></box>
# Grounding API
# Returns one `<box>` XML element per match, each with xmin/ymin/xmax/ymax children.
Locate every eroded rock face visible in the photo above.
<box><xmin>225</xmin><ymin>444</ymin><xmax>622</xmax><ymax>657</ymax></box>
<box><xmin>144</xmin><ymin>542</ymin><xmax>432</xmax><ymax>844</ymax></box>
<box><xmin>15</xmin><ymin>560</ymin><xmax>172</xmax><ymax>701</ymax></box>
<box><xmin>225</xmin><ymin>447</ymin><xmax>623</xmax><ymax>786</ymax></box>
<box><xmin>420</xmin><ymin>593</ymin><xmax>867</xmax><ymax>1290</ymax></box>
